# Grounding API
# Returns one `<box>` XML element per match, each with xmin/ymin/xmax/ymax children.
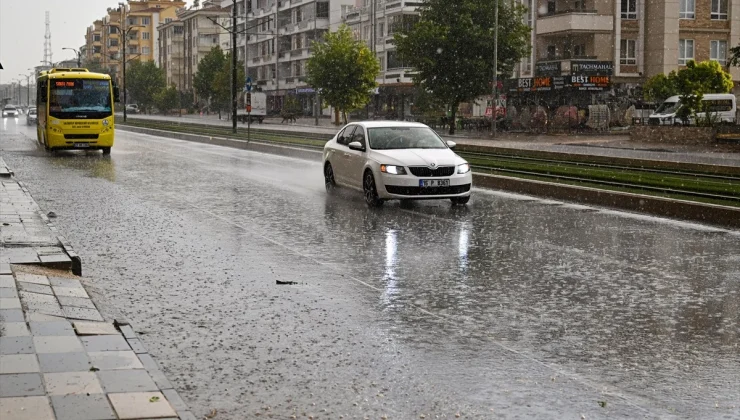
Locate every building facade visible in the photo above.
<box><xmin>342</xmin><ymin>0</ymin><xmax>421</xmax><ymax>119</ymax></box>
<box><xmin>158</xmin><ymin>20</ymin><xmax>186</xmax><ymax>89</ymax></box>
<box><xmin>219</xmin><ymin>0</ymin><xmax>352</xmax><ymax>114</ymax></box>
<box><xmin>177</xmin><ymin>6</ymin><xmax>229</xmax><ymax>94</ymax></box>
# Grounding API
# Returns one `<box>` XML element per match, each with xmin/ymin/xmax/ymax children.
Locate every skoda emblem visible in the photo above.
<box><xmin>430</xmin><ymin>162</ymin><xmax>437</xmax><ymax>168</ymax></box>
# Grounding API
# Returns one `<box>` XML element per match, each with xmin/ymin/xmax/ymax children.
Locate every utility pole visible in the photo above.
<box><xmin>62</xmin><ymin>48</ymin><xmax>81</xmax><ymax>67</ymax></box>
<box><xmin>491</xmin><ymin>0</ymin><xmax>499</xmax><ymax>138</ymax></box>
<box><xmin>274</xmin><ymin>6</ymin><xmax>279</xmax><ymax>113</ymax></box>
<box><xmin>231</xmin><ymin>0</ymin><xmax>237</xmax><ymax>133</ymax></box>
<box><xmin>121</xmin><ymin>4</ymin><xmax>128</xmax><ymax>122</ymax></box>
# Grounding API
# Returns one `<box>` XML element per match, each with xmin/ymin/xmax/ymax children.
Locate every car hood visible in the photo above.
<box><xmin>370</xmin><ymin>148</ymin><xmax>464</xmax><ymax>167</ymax></box>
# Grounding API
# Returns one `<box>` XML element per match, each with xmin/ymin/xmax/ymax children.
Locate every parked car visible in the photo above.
<box><xmin>649</xmin><ymin>94</ymin><xmax>737</xmax><ymax>125</ymax></box>
<box><xmin>2</xmin><ymin>104</ymin><xmax>18</xmax><ymax>118</ymax></box>
<box><xmin>125</xmin><ymin>104</ymin><xmax>139</xmax><ymax>114</ymax></box>
<box><xmin>323</xmin><ymin>121</ymin><xmax>472</xmax><ymax>207</ymax></box>
<box><xmin>26</xmin><ymin>107</ymin><xmax>37</xmax><ymax>125</ymax></box>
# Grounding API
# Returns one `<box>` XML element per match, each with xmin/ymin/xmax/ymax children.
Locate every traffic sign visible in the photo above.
<box><xmin>246</xmin><ymin>105</ymin><xmax>252</xmax><ymax>113</ymax></box>
<box><xmin>245</xmin><ymin>77</ymin><xmax>252</xmax><ymax>92</ymax></box>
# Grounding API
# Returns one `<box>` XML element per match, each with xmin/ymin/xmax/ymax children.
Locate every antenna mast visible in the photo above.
<box><xmin>44</xmin><ymin>11</ymin><xmax>53</xmax><ymax>66</ymax></box>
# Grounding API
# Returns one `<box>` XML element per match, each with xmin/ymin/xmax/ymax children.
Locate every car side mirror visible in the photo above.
<box><xmin>348</xmin><ymin>141</ymin><xmax>365</xmax><ymax>151</ymax></box>
<box><xmin>447</xmin><ymin>141</ymin><xmax>457</xmax><ymax>149</ymax></box>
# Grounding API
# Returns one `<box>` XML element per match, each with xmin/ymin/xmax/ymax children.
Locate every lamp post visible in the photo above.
<box><xmin>490</xmin><ymin>0</ymin><xmax>499</xmax><ymax>138</ymax></box>
<box><xmin>62</xmin><ymin>48</ymin><xmax>82</xmax><ymax>67</ymax></box>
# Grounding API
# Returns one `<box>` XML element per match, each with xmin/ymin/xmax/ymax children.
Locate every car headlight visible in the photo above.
<box><xmin>380</xmin><ymin>164</ymin><xmax>407</xmax><ymax>175</ymax></box>
<box><xmin>457</xmin><ymin>163</ymin><xmax>471</xmax><ymax>174</ymax></box>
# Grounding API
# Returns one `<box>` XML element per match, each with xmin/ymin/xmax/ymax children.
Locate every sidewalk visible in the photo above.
<box><xmin>121</xmin><ymin>113</ymin><xmax>740</xmax><ymax>168</ymax></box>
<box><xmin>1</xmin><ymin>158</ymin><xmax>193</xmax><ymax>420</ymax></box>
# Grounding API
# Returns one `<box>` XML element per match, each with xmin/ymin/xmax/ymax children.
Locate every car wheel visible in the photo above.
<box><xmin>451</xmin><ymin>196</ymin><xmax>470</xmax><ymax>205</ymax></box>
<box><xmin>363</xmin><ymin>170</ymin><xmax>383</xmax><ymax>208</ymax></box>
<box><xmin>102</xmin><ymin>148</ymin><xmax>111</xmax><ymax>155</ymax></box>
<box><xmin>324</xmin><ymin>162</ymin><xmax>336</xmax><ymax>193</ymax></box>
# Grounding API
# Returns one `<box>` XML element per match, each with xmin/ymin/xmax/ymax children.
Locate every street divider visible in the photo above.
<box><xmin>118</xmin><ymin>123</ymin><xmax>740</xmax><ymax>229</ymax></box>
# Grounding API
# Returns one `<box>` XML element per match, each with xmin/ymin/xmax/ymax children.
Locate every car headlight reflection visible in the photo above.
<box><xmin>457</xmin><ymin>163</ymin><xmax>471</xmax><ymax>174</ymax></box>
<box><xmin>380</xmin><ymin>164</ymin><xmax>407</xmax><ymax>175</ymax></box>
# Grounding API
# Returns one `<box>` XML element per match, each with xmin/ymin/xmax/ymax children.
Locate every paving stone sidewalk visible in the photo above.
<box><xmin>1</xmin><ymin>164</ymin><xmax>193</xmax><ymax>420</ymax></box>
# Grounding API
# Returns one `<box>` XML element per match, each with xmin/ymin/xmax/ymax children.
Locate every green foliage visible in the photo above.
<box><xmin>194</xmin><ymin>47</ymin><xmax>226</xmax><ymax>107</ymax></box>
<box><xmin>643</xmin><ymin>73</ymin><xmax>674</xmax><ymax>103</ymax></box>
<box><xmin>728</xmin><ymin>44</ymin><xmax>740</xmax><ymax>67</ymax></box>
<box><xmin>212</xmin><ymin>52</ymin><xmax>246</xmax><ymax>115</ymax></box>
<box><xmin>155</xmin><ymin>85</ymin><xmax>180</xmax><ymax>115</ymax></box>
<box><xmin>643</xmin><ymin>60</ymin><xmax>733</xmax><ymax>125</ymax></box>
<box><xmin>125</xmin><ymin>60</ymin><xmax>165</xmax><ymax>113</ymax></box>
<box><xmin>306</xmin><ymin>25</ymin><xmax>380</xmax><ymax>124</ymax></box>
<box><xmin>395</xmin><ymin>0</ymin><xmax>531</xmax><ymax>134</ymax></box>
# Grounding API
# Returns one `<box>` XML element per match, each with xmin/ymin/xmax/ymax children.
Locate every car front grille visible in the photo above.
<box><xmin>64</xmin><ymin>134</ymin><xmax>99</xmax><ymax>140</ymax></box>
<box><xmin>408</xmin><ymin>166</ymin><xmax>455</xmax><ymax>177</ymax></box>
<box><xmin>385</xmin><ymin>184</ymin><xmax>471</xmax><ymax>196</ymax></box>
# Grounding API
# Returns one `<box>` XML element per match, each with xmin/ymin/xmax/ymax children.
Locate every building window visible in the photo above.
<box><xmin>679</xmin><ymin>39</ymin><xmax>694</xmax><ymax>65</ymax></box>
<box><xmin>142</xmin><ymin>17</ymin><xmax>150</xmax><ymax>25</ymax></box>
<box><xmin>679</xmin><ymin>0</ymin><xmax>695</xmax><ymax>18</ymax></box>
<box><xmin>378</xmin><ymin>56</ymin><xmax>385</xmax><ymax>71</ymax></box>
<box><xmin>93</xmin><ymin>46</ymin><xmax>102</xmax><ymax>54</ymax></box>
<box><xmin>295</xmin><ymin>8</ymin><xmax>302</xmax><ymax>23</ymax></box>
<box><xmin>128</xmin><ymin>17</ymin><xmax>138</xmax><ymax>25</ymax></box>
<box><xmin>316</xmin><ymin>2</ymin><xmax>329</xmax><ymax>18</ymax></box>
<box><xmin>711</xmin><ymin>0</ymin><xmax>728</xmax><ymax>19</ymax></box>
<box><xmin>710</xmin><ymin>40</ymin><xmax>727</xmax><ymax>65</ymax></box>
<box><xmin>621</xmin><ymin>0</ymin><xmax>637</xmax><ymax>19</ymax></box>
<box><xmin>142</xmin><ymin>32</ymin><xmax>151</xmax><ymax>40</ymax></box>
<box><xmin>93</xmin><ymin>34</ymin><xmax>101</xmax><ymax>42</ymax></box>
<box><xmin>377</xmin><ymin>22</ymin><xmax>384</xmax><ymax>39</ymax></box>
<box><xmin>546</xmin><ymin>45</ymin><xmax>557</xmax><ymax>59</ymax></box>
<box><xmin>620</xmin><ymin>39</ymin><xmax>636</xmax><ymax>65</ymax></box>
<box><xmin>128</xmin><ymin>46</ymin><xmax>139</xmax><ymax>54</ymax></box>
<box><xmin>174</xmin><ymin>26</ymin><xmax>183</xmax><ymax>35</ymax></box>
<box><xmin>142</xmin><ymin>46</ymin><xmax>151</xmax><ymax>55</ymax></box>
<box><xmin>573</xmin><ymin>44</ymin><xmax>586</xmax><ymax>58</ymax></box>
<box><xmin>109</xmin><ymin>39</ymin><xmax>119</xmax><ymax>47</ymax></box>
<box><xmin>165</xmin><ymin>18</ymin><xmax>173</xmax><ymax>23</ymax></box>
<box><xmin>108</xmin><ymin>26</ymin><xmax>119</xmax><ymax>34</ymax></box>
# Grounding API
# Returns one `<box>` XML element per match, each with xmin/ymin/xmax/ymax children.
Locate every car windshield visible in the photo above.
<box><xmin>655</xmin><ymin>101</ymin><xmax>680</xmax><ymax>114</ymax></box>
<box><xmin>4</xmin><ymin>106</ymin><xmax>16</xmax><ymax>110</ymax></box>
<box><xmin>49</xmin><ymin>78</ymin><xmax>112</xmax><ymax>118</ymax></box>
<box><xmin>368</xmin><ymin>127</ymin><xmax>448</xmax><ymax>150</ymax></box>
<box><xmin>29</xmin><ymin>109</ymin><xmax>37</xmax><ymax>115</ymax></box>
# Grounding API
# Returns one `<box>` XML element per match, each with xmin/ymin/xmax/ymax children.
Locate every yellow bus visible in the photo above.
<box><xmin>36</xmin><ymin>68</ymin><xmax>119</xmax><ymax>154</ymax></box>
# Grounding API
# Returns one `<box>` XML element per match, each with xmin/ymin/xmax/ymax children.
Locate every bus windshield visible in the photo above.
<box><xmin>49</xmin><ymin>79</ymin><xmax>112</xmax><ymax>119</ymax></box>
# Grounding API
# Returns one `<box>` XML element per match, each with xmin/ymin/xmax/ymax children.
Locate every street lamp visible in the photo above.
<box><xmin>62</xmin><ymin>48</ymin><xmax>82</xmax><ymax>67</ymax></box>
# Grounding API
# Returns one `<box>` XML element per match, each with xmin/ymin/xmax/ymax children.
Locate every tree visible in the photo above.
<box><xmin>211</xmin><ymin>52</ymin><xmax>245</xmax><ymax>119</ymax></box>
<box><xmin>194</xmin><ymin>46</ymin><xmax>226</xmax><ymax>111</ymax></box>
<box><xmin>643</xmin><ymin>60</ymin><xmax>733</xmax><ymax>125</ymax></box>
<box><xmin>307</xmin><ymin>25</ymin><xmax>380</xmax><ymax>124</ymax></box>
<box><xmin>125</xmin><ymin>60</ymin><xmax>165</xmax><ymax>113</ymax></box>
<box><xmin>155</xmin><ymin>85</ymin><xmax>180</xmax><ymax>115</ymax></box>
<box><xmin>643</xmin><ymin>73</ymin><xmax>674</xmax><ymax>103</ymax></box>
<box><xmin>728</xmin><ymin>44</ymin><xmax>740</xmax><ymax>67</ymax></box>
<box><xmin>395</xmin><ymin>0</ymin><xmax>531</xmax><ymax>134</ymax></box>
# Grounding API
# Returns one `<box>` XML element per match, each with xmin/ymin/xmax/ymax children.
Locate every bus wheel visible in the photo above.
<box><xmin>102</xmin><ymin>148</ymin><xmax>111</xmax><ymax>155</ymax></box>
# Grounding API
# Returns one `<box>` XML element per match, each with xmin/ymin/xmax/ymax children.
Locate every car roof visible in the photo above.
<box><xmin>348</xmin><ymin>120</ymin><xmax>429</xmax><ymax>129</ymax></box>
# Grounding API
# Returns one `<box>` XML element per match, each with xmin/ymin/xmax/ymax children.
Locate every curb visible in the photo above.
<box><xmin>121</xmin><ymin>124</ymin><xmax>739</xmax><ymax>230</ymax></box>
<box><xmin>16</xmin><ymin>181</ymin><xmax>83</xmax><ymax>275</ymax></box>
<box><xmin>118</xmin><ymin>124</ymin><xmax>323</xmax><ymax>161</ymax></box>
<box><xmin>113</xmin><ymin>318</ymin><xmax>197</xmax><ymax>420</ymax></box>
<box><xmin>473</xmin><ymin>173</ymin><xmax>740</xmax><ymax>229</ymax></box>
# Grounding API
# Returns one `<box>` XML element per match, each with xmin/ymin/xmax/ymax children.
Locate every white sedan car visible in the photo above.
<box><xmin>323</xmin><ymin>121</ymin><xmax>472</xmax><ymax>207</ymax></box>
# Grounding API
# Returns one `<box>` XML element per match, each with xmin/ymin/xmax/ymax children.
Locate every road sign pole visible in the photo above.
<box><xmin>246</xmin><ymin>92</ymin><xmax>251</xmax><ymax>144</ymax></box>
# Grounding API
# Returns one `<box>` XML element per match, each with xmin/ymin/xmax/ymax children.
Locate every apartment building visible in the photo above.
<box><xmin>509</xmin><ymin>0</ymin><xmax>740</xmax><ymax>108</ymax></box>
<box><xmin>219</xmin><ymin>0</ymin><xmax>352</xmax><ymax>113</ymax></box>
<box><xmin>158</xmin><ymin>20</ymin><xmax>186</xmax><ymax>89</ymax></box>
<box><xmin>176</xmin><ymin>5</ymin><xmax>229</xmax><ymax>93</ymax></box>
<box><xmin>342</xmin><ymin>0</ymin><xmax>421</xmax><ymax>118</ymax></box>
<box><xmin>83</xmin><ymin>0</ymin><xmax>185</xmax><ymax>87</ymax></box>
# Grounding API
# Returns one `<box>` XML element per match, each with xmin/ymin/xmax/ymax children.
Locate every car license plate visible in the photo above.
<box><xmin>74</xmin><ymin>143</ymin><xmax>90</xmax><ymax>148</ymax></box>
<box><xmin>419</xmin><ymin>179</ymin><xmax>450</xmax><ymax>187</ymax></box>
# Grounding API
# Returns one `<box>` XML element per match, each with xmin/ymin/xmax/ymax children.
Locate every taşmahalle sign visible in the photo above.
<box><xmin>570</xmin><ymin>61</ymin><xmax>613</xmax><ymax>75</ymax></box>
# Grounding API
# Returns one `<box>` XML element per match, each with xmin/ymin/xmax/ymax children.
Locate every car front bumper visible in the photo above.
<box><xmin>378</xmin><ymin>172</ymin><xmax>473</xmax><ymax>200</ymax></box>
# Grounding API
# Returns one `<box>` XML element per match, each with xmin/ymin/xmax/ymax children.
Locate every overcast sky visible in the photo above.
<box><xmin>0</xmin><ymin>0</ymin><xmax>192</xmax><ymax>85</ymax></box>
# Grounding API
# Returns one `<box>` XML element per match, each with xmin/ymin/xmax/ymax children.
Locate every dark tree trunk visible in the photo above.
<box><xmin>448</xmin><ymin>103</ymin><xmax>458</xmax><ymax>135</ymax></box>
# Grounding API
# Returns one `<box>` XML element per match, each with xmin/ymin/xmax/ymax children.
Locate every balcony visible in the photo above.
<box><xmin>536</xmin><ymin>12</ymin><xmax>613</xmax><ymax>35</ymax></box>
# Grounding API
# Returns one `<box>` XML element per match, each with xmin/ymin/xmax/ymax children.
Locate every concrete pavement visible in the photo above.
<box><xmin>0</xmin><ymin>161</ymin><xmax>193</xmax><ymax>420</ymax></box>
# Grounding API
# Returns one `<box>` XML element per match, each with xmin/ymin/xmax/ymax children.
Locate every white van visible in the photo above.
<box><xmin>648</xmin><ymin>94</ymin><xmax>736</xmax><ymax>125</ymax></box>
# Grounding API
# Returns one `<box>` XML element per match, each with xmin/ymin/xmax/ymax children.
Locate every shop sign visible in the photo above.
<box><xmin>509</xmin><ymin>77</ymin><xmax>562</xmax><ymax>92</ymax></box>
<box><xmin>536</xmin><ymin>62</ymin><xmax>561</xmax><ymax>76</ymax></box>
<box><xmin>295</xmin><ymin>88</ymin><xmax>315</xmax><ymax>94</ymax></box>
<box><xmin>567</xmin><ymin>75</ymin><xmax>611</xmax><ymax>90</ymax></box>
<box><xmin>570</xmin><ymin>61</ymin><xmax>613</xmax><ymax>75</ymax></box>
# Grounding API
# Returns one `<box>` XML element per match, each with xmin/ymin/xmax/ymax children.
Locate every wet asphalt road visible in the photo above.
<box><xmin>1</xmin><ymin>117</ymin><xmax>739</xmax><ymax>419</ymax></box>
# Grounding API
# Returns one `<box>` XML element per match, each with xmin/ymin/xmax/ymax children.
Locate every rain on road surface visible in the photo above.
<box><xmin>2</xmin><ymin>118</ymin><xmax>738</xmax><ymax>419</ymax></box>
